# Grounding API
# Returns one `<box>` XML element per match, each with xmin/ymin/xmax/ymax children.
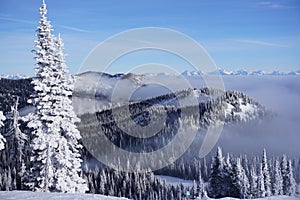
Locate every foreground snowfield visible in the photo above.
<box><xmin>0</xmin><ymin>191</ymin><xmax>299</xmax><ymax>200</ymax></box>
<box><xmin>215</xmin><ymin>196</ymin><xmax>300</xmax><ymax>200</ymax></box>
<box><xmin>0</xmin><ymin>191</ymin><xmax>128</xmax><ymax>200</ymax></box>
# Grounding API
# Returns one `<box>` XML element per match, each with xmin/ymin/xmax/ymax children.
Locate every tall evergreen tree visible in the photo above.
<box><xmin>273</xmin><ymin>159</ymin><xmax>283</xmax><ymax>195</ymax></box>
<box><xmin>224</xmin><ymin>153</ymin><xmax>234</xmax><ymax>196</ymax></box>
<box><xmin>208</xmin><ymin>147</ymin><xmax>225</xmax><ymax>198</ymax></box>
<box><xmin>249</xmin><ymin>165</ymin><xmax>258</xmax><ymax>198</ymax></box>
<box><xmin>0</xmin><ymin>111</ymin><xmax>6</xmax><ymax>150</ymax></box>
<box><xmin>25</xmin><ymin>0</ymin><xmax>57</xmax><ymax>190</ymax></box>
<box><xmin>262</xmin><ymin>148</ymin><xmax>272</xmax><ymax>196</ymax></box>
<box><xmin>285</xmin><ymin>160</ymin><xmax>296</xmax><ymax>196</ymax></box>
<box><xmin>51</xmin><ymin>33</ymin><xmax>87</xmax><ymax>193</ymax></box>
<box><xmin>257</xmin><ymin>163</ymin><xmax>266</xmax><ymax>198</ymax></box>
<box><xmin>281</xmin><ymin>154</ymin><xmax>289</xmax><ymax>194</ymax></box>
<box><xmin>26</xmin><ymin>0</ymin><xmax>87</xmax><ymax>193</ymax></box>
<box><xmin>231</xmin><ymin>158</ymin><xmax>250</xmax><ymax>199</ymax></box>
<box><xmin>197</xmin><ymin>167</ymin><xmax>205</xmax><ymax>198</ymax></box>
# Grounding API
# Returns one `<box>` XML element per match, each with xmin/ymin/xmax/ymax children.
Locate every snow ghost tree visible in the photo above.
<box><xmin>6</xmin><ymin>96</ymin><xmax>27</xmax><ymax>189</ymax></box>
<box><xmin>26</xmin><ymin>0</ymin><xmax>87</xmax><ymax>193</ymax></box>
<box><xmin>0</xmin><ymin>111</ymin><xmax>6</xmax><ymax>150</ymax></box>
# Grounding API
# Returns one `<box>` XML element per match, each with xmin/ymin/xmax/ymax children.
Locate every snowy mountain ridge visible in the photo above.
<box><xmin>182</xmin><ymin>69</ymin><xmax>300</xmax><ymax>76</ymax></box>
<box><xmin>0</xmin><ymin>74</ymin><xmax>29</xmax><ymax>80</ymax></box>
<box><xmin>1</xmin><ymin>68</ymin><xmax>300</xmax><ymax>80</ymax></box>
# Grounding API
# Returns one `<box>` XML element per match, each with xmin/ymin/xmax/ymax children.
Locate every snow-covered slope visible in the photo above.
<box><xmin>0</xmin><ymin>191</ymin><xmax>128</xmax><ymax>200</ymax></box>
<box><xmin>0</xmin><ymin>191</ymin><xmax>298</xmax><ymax>200</ymax></box>
<box><xmin>210</xmin><ymin>196</ymin><xmax>300</xmax><ymax>200</ymax></box>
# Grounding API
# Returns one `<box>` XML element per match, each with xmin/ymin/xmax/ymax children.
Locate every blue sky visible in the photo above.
<box><xmin>0</xmin><ymin>0</ymin><xmax>300</xmax><ymax>75</ymax></box>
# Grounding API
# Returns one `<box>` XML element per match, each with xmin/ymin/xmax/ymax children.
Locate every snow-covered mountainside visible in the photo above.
<box><xmin>0</xmin><ymin>191</ymin><xmax>298</xmax><ymax>200</ymax></box>
<box><xmin>78</xmin><ymin>87</ymin><xmax>266</xmax><ymax>151</ymax></box>
<box><xmin>75</xmin><ymin>72</ymin><xmax>267</xmax><ymax>154</ymax></box>
<box><xmin>74</xmin><ymin>71</ymin><xmax>266</xmax><ymax>122</ymax></box>
<box><xmin>0</xmin><ymin>78</ymin><xmax>33</xmax><ymax>113</ymax></box>
<box><xmin>73</xmin><ymin>71</ymin><xmax>267</xmax><ymax>118</ymax></box>
<box><xmin>0</xmin><ymin>72</ymin><xmax>267</xmax><ymax>124</ymax></box>
<box><xmin>92</xmin><ymin>87</ymin><xmax>266</xmax><ymax>128</ymax></box>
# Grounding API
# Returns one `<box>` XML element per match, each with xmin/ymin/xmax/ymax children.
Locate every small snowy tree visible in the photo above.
<box><xmin>0</xmin><ymin>111</ymin><xmax>6</xmax><ymax>150</ymax></box>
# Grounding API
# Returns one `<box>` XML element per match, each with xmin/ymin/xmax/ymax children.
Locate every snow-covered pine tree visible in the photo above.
<box><xmin>231</xmin><ymin>158</ymin><xmax>250</xmax><ymax>199</ymax></box>
<box><xmin>224</xmin><ymin>153</ymin><xmax>234</xmax><ymax>196</ymax></box>
<box><xmin>51</xmin><ymin>33</ymin><xmax>87</xmax><ymax>193</ymax></box>
<box><xmin>192</xmin><ymin>179</ymin><xmax>197</xmax><ymax>198</ymax></box>
<box><xmin>0</xmin><ymin>111</ymin><xmax>6</xmax><ymax>150</ymax></box>
<box><xmin>99</xmin><ymin>169</ymin><xmax>107</xmax><ymax>194</ymax></box>
<box><xmin>273</xmin><ymin>159</ymin><xmax>283</xmax><ymax>195</ymax></box>
<box><xmin>249</xmin><ymin>165</ymin><xmax>258</xmax><ymax>198</ymax></box>
<box><xmin>208</xmin><ymin>147</ymin><xmax>225</xmax><ymax>198</ymax></box>
<box><xmin>25</xmin><ymin>0</ymin><xmax>58</xmax><ymax>190</ymax></box>
<box><xmin>296</xmin><ymin>158</ymin><xmax>300</xmax><ymax>184</ymax></box>
<box><xmin>262</xmin><ymin>148</ymin><xmax>272</xmax><ymax>196</ymax></box>
<box><xmin>26</xmin><ymin>0</ymin><xmax>87</xmax><ymax>193</ymax></box>
<box><xmin>285</xmin><ymin>160</ymin><xmax>296</xmax><ymax>196</ymax></box>
<box><xmin>202</xmin><ymin>157</ymin><xmax>209</xmax><ymax>181</ymax></box>
<box><xmin>281</xmin><ymin>154</ymin><xmax>289</xmax><ymax>194</ymax></box>
<box><xmin>197</xmin><ymin>167</ymin><xmax>205</xmax><ymax>198</ymax></box>
<box><xmin>257</xmin><ymin>163</ymin><xmax>266</xmax><ymax>198</ymax></box>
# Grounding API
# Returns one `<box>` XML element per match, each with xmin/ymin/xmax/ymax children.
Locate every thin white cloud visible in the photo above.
<box><xmin>0</xmin><ymin>16</ymin><xmax>92</xmax><ymax>33</ymax></box>
<box><xmin>232</xmin><ymin>39</ymin><xmax>289</xmax><ymax>48</ymax></box>
<box><xmin>0</xmin><ymin>16</ymin><xmax>36</xmax><ymax>24</ymax></box>
<box><xmin>58</xmin><ymin>25</ymin><xmax>93</xmax><ymax>33</ymax></box>
<box><xmin>258</xmin><ymin>1</ymin><xmax>294</xmax><ymax>9</ymax></box>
